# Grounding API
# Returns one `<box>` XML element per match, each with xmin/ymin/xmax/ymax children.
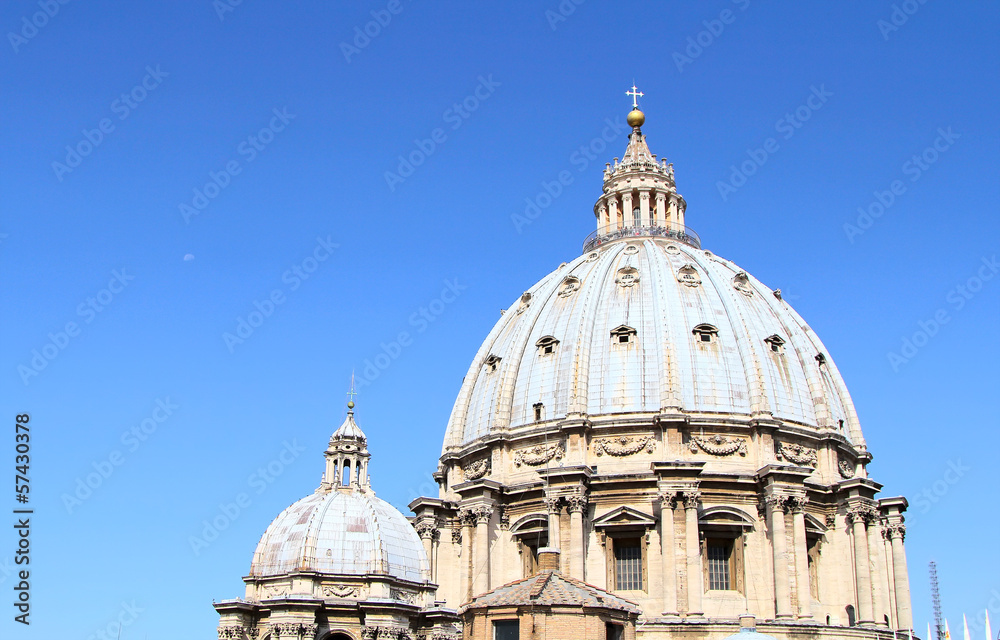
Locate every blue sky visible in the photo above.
<box><xmin>1</xmin><ymin>1</ymin><xmax>997</xmax><ymax>638</ymax></box>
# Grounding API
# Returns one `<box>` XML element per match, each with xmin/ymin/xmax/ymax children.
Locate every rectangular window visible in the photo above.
<box><xmin>614</xmin><ymin>538</ymin><xmax>643</xmax><ymax>590</ymax></box>
<box><xmin>707</xmin><ymin>539</ymin><xmax>733</xmax><ymax>590</ymax></box>
<box><xmin>494</xmin><ymin>619</ymin><xmax>519</xmax><ymax>640</ymax></box>
<box><xmin>606</xmin><ymin>622</ymin><xmax>624</xmax><ymax>640</ymax></box>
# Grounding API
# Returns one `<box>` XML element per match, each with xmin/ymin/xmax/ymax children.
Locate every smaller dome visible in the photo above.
<box><xmin>627</xmin><ymin>108</ymin><xmax>645</xmax><ymax>127</ymax></box>
<box><xmin>250</xmin><ymin>489</ymin><xmax>427</xmax><ymax>582</ymax></box>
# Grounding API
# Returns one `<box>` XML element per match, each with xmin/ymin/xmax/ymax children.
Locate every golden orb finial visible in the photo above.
<box><xmin>627</xmin><ymin>108</ymin><xmax>645</xmax><ymax>128</ymax></box>
<box><xmin>347</xmin><ymin>400</ymin><xmax>355</xmax><ymax>410</ymax></box>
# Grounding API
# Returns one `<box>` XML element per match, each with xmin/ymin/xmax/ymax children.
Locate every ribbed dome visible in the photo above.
<box><xmin>250</xmin><ymin>489</ymin><xmax>427</xmax><ymax>582</ymax></box>
<box><xmin>443</xmin><ymin>237</ymin><xmax>863</xmax><ymax>452</ymax></box>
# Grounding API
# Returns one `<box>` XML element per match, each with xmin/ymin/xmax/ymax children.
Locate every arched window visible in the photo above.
<box><xmin>342</xmin><ymin>460</ymin><xmax>351</xmax><ymax>486</ymax></box>
<box><xmin>536</xmin><ymin>336</ymin><xmax>559</xmax><ymax>356</ymax></box>
<box><xmin>485</xmin><ymin>354</ymin><xmax>502</xmax><ymax>373</ymax></box>
<box><xmin>846</xmin><ymin>605</ymin><xmax>856</xmax><ymax>627</ymax></box>
<box><xmin>692</xmin><ymin>324</ymin><xmax>719</xmax><ymax>344</ymax></box>
<box><xmin>765</xmin><ymin>334</ymin><xmax>785</xmax><ymax>354</ymax></box>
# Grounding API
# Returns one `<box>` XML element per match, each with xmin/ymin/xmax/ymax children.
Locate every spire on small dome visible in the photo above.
<box><xmin>320</xmin><ymin>378</ymin><xmax>372</xmax><ymax>491</ymax></box>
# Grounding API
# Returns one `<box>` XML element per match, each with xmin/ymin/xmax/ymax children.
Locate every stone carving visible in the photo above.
<box><xmin>363</xmin><ymin>627</ymin><xmax>413</xmax><ymax>640</ymax></box>
<box><xmin>566</xmin><ymin>492</ymin><xmax>589</xmax><ymax>514</ymax></box>
<box><xmin>498</xmin><ymin>506</ymin><xmax>510</xmax><ymax>530</ymax></box>
<box><xmin>451</xmin><ymin>526</ymin><xmax>462</xmax><ymax>544</ymax></box>
<box><xmin>615</xmin><ymin>266</ymin><xmax>640</xmax><ymax>287</ymax></box>
<box><xmin>391</xmin><ymin>588</ymin><xmax>418</xmax><ymax>604</ymax></box>
<box><xmin>665</xmin><ymin>244</ymin><xmax>680</xmax><ymax>254</ymax></box>
<box><xmin>322</xmin><ymin>583</ymin><xmax>360</xmax><ymax>598</ymax></box>
<box><xmin>558</xmin><ymin>276</ymin><xmax>581</xmax><ymax>297</ymax></box>
<box><xmin>883</xmin><ymin>523</ymin><xmax>906</xmax><ymax>541</ymax></box>
<box><xmin>676</xmin><ymin>264</ymin><xmax>701</xmax><ymax>288</ymax></box>
<box><xmin>658</xmin><ymin>491</ymin><xmax>678</xmax><ymax>509</ymax></box>
<box><xmin>586</xmin><ymin>251</ymin><xmax>599</xmax><ymax>262</ymax></box>
<box><xmin>786</xmin><ymin>495</ymin><xmax>808</xmax><ymax>513</ymax></box>
<box><xmin>765</xmin><ymin>494</ymin><xmax>789</xmax><ymax>513</ymax></box>
<box><xmin>469</xmin><ymin>505</ymin><xmax>493</xmax><ymax>524</ymax></box>
<box><xmin>513</xmin><ymin>442</ymin><xmax>564</xmax><ymax>467</ymax></box>
<box><xmin>846</xmin><ymin>503</ymin><xmax>879</xmax><ymax>525</ymax></box>
<box><xmin>733</xmin><ymin>271</ymin><xmax>754</xmax><ymax>297</ymax></box>
<box><xmin>623</xmin><ymin>244</ymin><xmax>640</xmax><ymax>255</ymax></box>
<box><xmin>218</xmin><ymin>625</ymin><xmax>246</xmax><ymax>639</ymax></box>
<box><xmin>593</xmin><ymin>434</ymin><xmax>655</xmax><ymax>457</ymax></box>
<box><xmin>515</xmin><ymin>292</ymin><xmax>532</xmax><ymax>314</ymax></box>
<box><xmin>414</xmin><ymin>522</ymin><xmax>437</xmax><ymax>540</ymax></box>
<box><xmin>261</xmin><ymin>584</ymin><xmax>289</xmax><ymax>599</ymax></box>
<box><xmin>825</xmin><ymin>513</ymin><xmax>837</xmax><ymax>528</ymax></box>
<box><xmin>776</xmin><ymin>442</ymin><xmax>818</xmax><ymax>466</ymax></box>
<box><xmin>688</xmin><ymin>434</ymin><xmax>747</xmax><ymax>457</ymax></box>
<box><xmin>838</xmin><ymin>458</ymin><xmax>855</xmax><ymax>479</ymax></box>
<box><xmin>270</xmin><ymin>623</ymin><xmax>315</xmax><ymax>639</ymax></box>
<box><xmin>544</xmin><ymin>495</ymin><xmax>561</xmax><ymax>514</ymax></box>
<box><xmin>461</xmin><ymin>457</ymin><xmax>490</xmax><ymax>480</ymax></box>
<box><xmin>681</xmin><ymin>490</ymin><xmax>701</xmax><ymax>509</ymax></box>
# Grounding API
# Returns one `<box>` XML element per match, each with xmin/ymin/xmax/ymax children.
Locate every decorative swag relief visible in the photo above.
<box><xmin>776</xmin><ymin>442</ymin><xmax>818</xmax><ymax>466</ymax></box>
<box><xmin>322</xmin><ymin>583</ymin><xmax>360</xmax><ymax>598</ymax></box>
<box><xmin>593</xmin><ymin>435</ymin><xmax>655</xmax><ymax>457</ymax></box>
<box><xmin>513</xmin><ymin>442</ymin><xmax>564</xmax><ymax>467</ymax></box>
<box><xmin>688</xmin><ymin>434</ymin><xmax>747</xmax><ymax>456</ymax></box>
<box><xmin>838</xmin><ymin>458</ymin><xmax>856</xmax><ymax>479</ymax></box>
<box><xmin>461</xmin><ymin>458</ymin><xmax>490</xmax><ymax>480</ymax></box>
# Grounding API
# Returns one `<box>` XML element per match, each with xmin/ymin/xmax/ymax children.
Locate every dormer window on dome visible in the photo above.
<box><xmin>765</xmin><ymin>334</ymin><xmax>786</xmax><ymax>354</ymax></box>
<box><xmin>815</xmin><ymin>352</ymin><xmax>827</xmax><ymax>367</ymax></box>
<box><xmin>485</xmin><ymin>354</ymin><xmax>502</xmax><ymax>372</ymax></box>
<box><xmin>611</xmin><ymin>325</ymin><xmax>637</xmax><ymax>345</ymax></box>
<box><xmin>536</xmin><ymin>335</ymin><xmax>559</xmax><ymax>356</ymax></box>
<box><xmin>693</xmin><ymin>324</ymin><xmax>719</xmax><ymax>343</ymax></box>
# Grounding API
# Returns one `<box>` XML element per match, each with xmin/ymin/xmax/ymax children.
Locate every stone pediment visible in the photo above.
<box><xmin>592</xmin><ymin>505</ymin><xmax>656</xmax><ymax>529</ymax></box>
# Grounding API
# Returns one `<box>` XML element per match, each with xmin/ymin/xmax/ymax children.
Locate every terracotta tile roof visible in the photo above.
<box><xmin>458</xmin><ymin>571</ymin><xmax>641</xmax><ymax>614</ymax></box>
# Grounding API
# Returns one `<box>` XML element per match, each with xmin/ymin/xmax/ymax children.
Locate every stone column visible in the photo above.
<box><xmin>848</xmin><ymin>505</ymin><xmax>875</xmax><ymax>625</ymax></box>
<box><xmin>869</xmin><ymin>518</ymin><xmax>890</xmax><ymax>626</ymax></box>
<box><xmin>566</xmin><ymin>493</ymin><xmax>588</xmax><ymax>581</ymax></box>
<box><xmin>496</xmin><ymin>508</ymin><xmax>510</xmax><ymax>586</ymax></box>
<box><xmin>459</xmin><ymin>511</ymin><xmax>474</xmax><ymax>600</ymax></box>
<box><xmin>597</xmin><ymin>201</ymin><xmax>609</xmax><ymax>235</ymax></box>
<box><xmin>416</xmin><ymin>522</ymin><xmax>437</xmax><ymax>582</ymax></box>
<box><xmin>622</xmin><ymin>192</ymin><xmax>634</xmax><ymax>228</ymax></box>
<box><xmin>655</xmin><ymin>193</ymin><xmax>666</xmax><ymax>226</ymax></box>
<box><xmin>789</xmin><ymin>497</ymin><xmax>811</xmax><ymax>619</ymax></box>
<box><xmin>639</xmin><ymin>191</ymin><xmax>651</xmax><ymax>227</ymax></box>
<box><xmin>659</xmin><ymin>491</ymin><xmax>678</xmax><ymax>617</ymax></box>
<box><xmin>682</xmin><ymin>490</ymin><xmax>703</xmax><ymax>617</ymax></box>
<box><xmin>767</xmin><ymin>495</ymin><xmax>793</xmax><ymax>619</ymax></box>
<box><xmin>471</xmin><ymin>506</ymin><xmax>493</xmax><ymax>597</ymax></box>
<box><xmin>545</xmin><ymin>495</ymin><xmax>561</xmax><ymax>550</ymax></box>
<box><xmin>886</xmin><ymin>524</ymin><xmax>912</xmax><ymax>632</ymax></box>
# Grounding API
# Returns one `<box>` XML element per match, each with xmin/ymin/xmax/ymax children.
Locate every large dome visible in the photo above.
<box><xmin>443</xmin><ymin>237</ymin><xmax>863</xmax><ymax>452</ymax></box>
<box><xmin>250</xmin><ymin>488</ymin><xmax>427</xmax><ymax>582</ymax></box>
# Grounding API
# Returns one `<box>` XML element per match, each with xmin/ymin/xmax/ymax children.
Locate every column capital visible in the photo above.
<box><xmin>658</xmin><ymin>490</ymin><xmax>678</xmax><ymax>509</ymax></box>
<box><xmin>566</xmin><ymin>492</ymin><xmax>589</xmax><ymax>514</ymax></box>
<box><xmin>846</xmin><ymin>502</ymin><xmax>879</xmax><ymax>525</ymax></box>
<box><xmin>470</xmin><ymin>505</ymin><xmax>493</xmax><ymax>525</ymax></box>
<box><xmin>787</xmin><ymin>495</ymin><xmax>808</xmax><ymax>513</ymax></box>
<box><xmin>415</xmin><ymin>522</ymin><xmax>438</xmax><ymax>540</ymax></box>
<box><xmin>498</xmin><ymin>505</ymin><xmax>510</xmax><ymax>530</ymax></box>
<box><xmin>681</xmin><ymin>489</ymin><xmax>701</xmax><ymax>509</ymax></box>
<box><xmin>451</xmin><ymin>526</ymin><xmax>463</xmax><ymax>544</ymax></box>
<box><xmin>544</xmin><ymin>495</ymin><xmax>562</xmax><ymax>514</ymax></box>
<box><xmin>883</xmin><ymin>522</ymin><xmax>906</xmax><ymax>541</ymax></box>
<box><xmin>765</xmin><ymin>494</ymin><xmax>789</xmax><ymax>514</ymax></box>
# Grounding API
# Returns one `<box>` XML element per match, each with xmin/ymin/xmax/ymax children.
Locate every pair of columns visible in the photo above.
<box><xmin>545</xmin><ymin>492</ymin><xmax>588</xmax><ymax>579</ymax></box>
<box><xmin>765</xmin><ymin>493</ymin><xmax>812</xmax><ymax>619</ymax></box>
<box><xmin>847</xmin><ymin>503</ymin><xmax>913</xmax><ymax>631</ymax></box>
<box><xmin>658</xmin><ymin>489</ymin><xmax>703</xmax><ymax>617</ymax></box>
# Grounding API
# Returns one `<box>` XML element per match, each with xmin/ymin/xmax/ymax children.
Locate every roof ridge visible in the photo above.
<box><xmin>528</xmin><ymin>571</ymin><xmax>552</xmax><ymax>598</ymax></box>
